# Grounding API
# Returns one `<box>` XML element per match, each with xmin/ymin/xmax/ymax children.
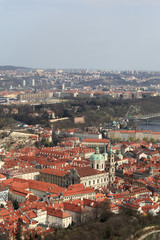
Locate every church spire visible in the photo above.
<box><xmin>95</xmin><ymin>147</ymin><xmax>100</xmax><ymax>154</ymax></box>
<box><xmin>108</xmin><ymin>145</ymin><xmax>113</xmax><ymax>155</ymax></box>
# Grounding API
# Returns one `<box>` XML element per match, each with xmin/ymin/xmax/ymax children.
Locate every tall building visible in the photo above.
<box><xmin>21</xmin><ymin>79</ymin><xmax>26</xmax><ymax>87</ymax></box>
<box><xmin>90</xmin><ymin>145</ymin><xmax>115</xmax><ymax>185</ymax></box>
<box><xmin>30</xmin><ymin>79</ymin><xmax>35</xmax><ymax>87</ymax></box>
<box><xmin>62</xmin><ymin>83</ymin><xmax>65</xmax><ymax>90</ymax></box>
<box><xmin>106</xmin><ymin>145</ymin><xmax>115</xmax><ymax>184</ymax></box>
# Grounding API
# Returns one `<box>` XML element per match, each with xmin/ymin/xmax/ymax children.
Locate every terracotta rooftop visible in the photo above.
<box><xmin>74</xmin><ymin>166</ymin><xmax>103</xmax><ymax>177</ymax></box>
<box><xmin>46</xmin><ymin>206</ymin><xmax>71</xmax><ymax>218</ymax></box>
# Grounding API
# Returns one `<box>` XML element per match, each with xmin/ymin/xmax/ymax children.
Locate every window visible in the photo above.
<box><xmin>97</xmin><ymin>179</ymin><xmax>99</xmax><ymax>183</ymax></box>
<box><xmin>89</xmin><ymin>181</ymin><xmax>91</xmax><ymax>185</ymax></box>
<box><xmin>93</xmin><ymin>180</ymin><xmax>95</xmax><ymax>184</ymax></box>
<box><xmin>102</xmin><ymin>164</ymin><xmax>103</xmax><ymax>169</ymax></box>
<box><xmin>92</xmin><ymin>163</ymin><xmax>94</xmax><ymax>168</ymax></box>
<box><xmin>72</xmin><ymin>178</ymin><xmax>75</xmax><ymax>185</ymax></box>
<box><xmin>104</xmin><ymin>178</ymin><xmax>106</xmax><ymax>182</ymax></box>
<box><xmin>97</xmin><ymin>164</ymin><xmax>99</xmax><ymax>169</ymax></box>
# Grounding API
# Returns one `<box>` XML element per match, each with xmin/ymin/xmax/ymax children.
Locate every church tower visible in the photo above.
<box><xmin>90</xmin><ymin>147</ymin><xmax>105</xmax><ymax>171</ymax></box>
<box><xmin>106</xmin><ymin>145</ymin><xmax>115</xmax><ymax>184</ymax></box>
<box><xmin>102</xmin><ymin>143</ymin><xmax>108</xmax><ymax>161</ymax></box>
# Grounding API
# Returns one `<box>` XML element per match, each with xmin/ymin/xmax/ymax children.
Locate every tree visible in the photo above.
<box><xmin>15</xmin><ymin>218</ymin><xmax>23</xmax><ymax>240</ymax></box>
<box><xmin>92</xmin><ymin>200</ymin><xmax>111</xmax><ymax>222</ymax></box>
<box><xmin>12</xmin><ymin>199</ymin><xmax>19</xmax><ymax>210</ymax></box>
<box><xmin>150</xmin><ymin>138</ymin><xmax>156</xmax><ymax>144</ymax></box>
<box><xmin>0</xmin><ymin>230</ymin><xmax>9</xmax><ymax>240</ymax></box>
<box><xmin>143</xmin><ymin>137</ymin><xmax>149</xmax><ymax>142</ymax></box>
<box><xmin>44</xmin><ymin>140</ymin><xmax>50</xmax><ymax>147</ymax></box>
<box><xmin>128</xmin><ymin>137</ymin><xmax>136</xmax><ymax>142</ymax></box>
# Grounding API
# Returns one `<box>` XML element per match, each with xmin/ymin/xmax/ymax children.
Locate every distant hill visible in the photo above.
<box><xmin>0</xmin><ymin>65</ymin><xmax>31</xmax><ymax>71</ymax></box>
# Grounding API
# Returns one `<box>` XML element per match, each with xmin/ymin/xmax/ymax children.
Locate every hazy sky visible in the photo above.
<box><xmin>0</xmin><ymin>0</ymin><xmax>160</xmax><ymax>70</ymax></box>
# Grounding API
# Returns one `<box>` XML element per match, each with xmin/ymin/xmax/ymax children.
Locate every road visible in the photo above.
<box><xmin>138</xmin><ymin>230</ymin><xmax>160</xmax><ymax>240</ymax></box>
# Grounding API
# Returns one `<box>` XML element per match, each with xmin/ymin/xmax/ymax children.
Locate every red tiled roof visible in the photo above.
<box><xmin>26</xmin><ymin>210</ymin><xmax>37</xmax><ymax>219</ymax></box>
<box><xmin>74</xmin><ymin>166</ymin><xmax>102</xmax><ymax>177</ymax></box>
<box><xmin>46</xmin><ymin>207</ymin><xmax>71</xmax><ymax>218</ymax></box>
<box><xmin>82</xmin><ymin>138</ymin><xmax>110</xmax><ymax>143</ymax></box>
<box><xmin>0</xmin><ymin>174</ymin><xmax>6</xmax><ymax>179</ymax></box>
<box><xmin>63</xmin><ymin>202</ymin><xmax>88</xmax><ymax>213</ymax></box>
<box><xmin>40</xmin><ymin>168</ymin><xmax>68</xmax><ymax>177</ymax></box>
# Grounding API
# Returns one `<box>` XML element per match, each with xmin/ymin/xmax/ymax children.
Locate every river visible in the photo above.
<box><xmin>138</xmin><ymin>120</ymin><xmax>160</xmax><ymax>132</ymax></box>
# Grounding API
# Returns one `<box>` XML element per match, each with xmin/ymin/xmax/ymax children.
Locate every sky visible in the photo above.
<box><xmin>0</xmin><ymin>0</ymin><xmax>160</xmax><ymax>70</ymax></box>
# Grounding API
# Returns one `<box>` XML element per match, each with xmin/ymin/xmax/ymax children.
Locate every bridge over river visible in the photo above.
<box><xmin>131</xmin><ymin>112</ymin><xmax>160</xmax><ymax>122</ymax></box>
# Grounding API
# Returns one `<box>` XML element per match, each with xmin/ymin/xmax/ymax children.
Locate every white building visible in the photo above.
<box><xmin>47</xmin><ymin>206</ymin><xmax>72</xmax><ymax>228</ymax></box>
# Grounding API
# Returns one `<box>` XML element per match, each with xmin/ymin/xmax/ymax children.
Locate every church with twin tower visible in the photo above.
<box><xmin>89</xmin><ymin>145</ymin><xmax>115</xmax><ymax>185</ymax></box>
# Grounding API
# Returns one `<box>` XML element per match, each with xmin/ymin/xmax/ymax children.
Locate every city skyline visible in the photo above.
<box><xmin>1</xmin><ymin>0</ymin><xmax>160</xmax><ymax>71</ymax></box>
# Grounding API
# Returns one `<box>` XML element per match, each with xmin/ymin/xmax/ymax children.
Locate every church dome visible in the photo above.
<box><xmin>90</xmin><ymin>147</ymin><xmax>105</xmax><ymax>161</ymax></box>
<box><xmin>117</xmin><ymin>151</ymin><xmax>123</xmax><ymax>159</ymax></box>
<box><xmin>112</xmin><ymin>121</ymin><xmax>117</xmax><ymax>126</ymax></box>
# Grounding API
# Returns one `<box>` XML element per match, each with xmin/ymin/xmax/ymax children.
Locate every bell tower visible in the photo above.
<box><xmin>106</xmin><ymin>145</ymin><xmax>115</xmax><ymax>184</ymax></box>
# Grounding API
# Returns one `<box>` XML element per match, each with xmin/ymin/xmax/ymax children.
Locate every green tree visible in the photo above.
<box><xmin>44</xmin><ymin>140</ymin><xmax>50</xmax><ymax>147</ymax></box>
<box><xmin>143</xmin><ymin>137</ymin><xmax>149</xmax><ymax>142</ymax></box>
<box><xmin>128</xmin><ymin>136</ymin><xmax>136</xmax><ymax>142</ymax></box>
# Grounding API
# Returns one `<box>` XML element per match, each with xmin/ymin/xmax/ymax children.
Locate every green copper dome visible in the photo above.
<box><xmin>90</xmin><ymin>154</ymin><xmax>105</xmax><ymax>161</ymax></box>
<box><xmin>90</xmin><ymin>147</ymin><xmax>105</xmax><ymax>161</ymax></box>
<box><xmin>117</xmin><ymin>151</ymin><xmax>123</xmax><ymax>159</ymax></box>
<box><xmin>112</xmin><ymin>121</ymin><xmax>117</xmax><ymax>126</ymax></box>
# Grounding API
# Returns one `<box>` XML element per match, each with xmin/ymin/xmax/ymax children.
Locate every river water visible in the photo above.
<box><xmin>138</xmin><ymin>120</ymin><xmax>160</xmax><ymax>132</ymax></box>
